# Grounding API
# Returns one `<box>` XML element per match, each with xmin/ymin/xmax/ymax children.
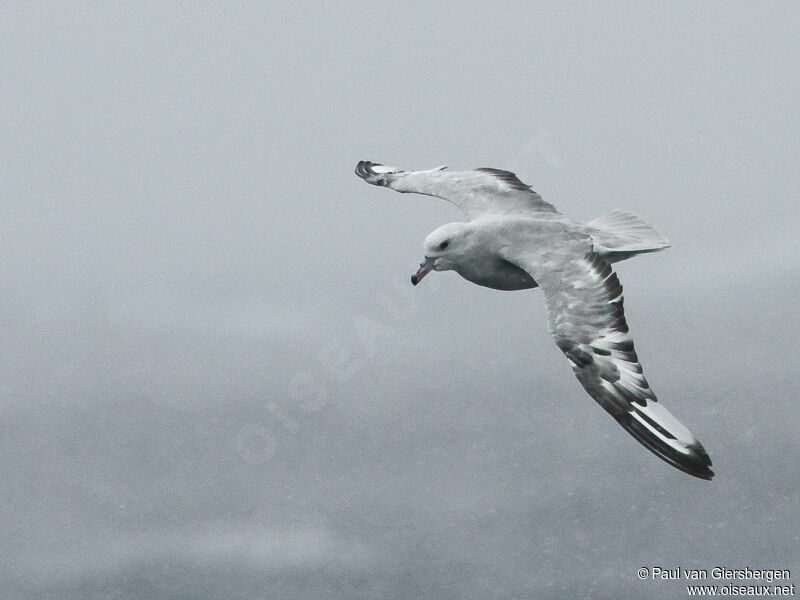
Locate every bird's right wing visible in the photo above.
<box><xmin>355</xmin><ymin>160</ymin><xmax>558</xmax><ymax>220</ymax></box>
<box><xmin>502</xmin><ymin>242</ymin><xmax>714</xmax><ymax>480</ymax></box>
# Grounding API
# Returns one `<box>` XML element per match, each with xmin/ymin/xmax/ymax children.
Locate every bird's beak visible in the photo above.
<box><xmin>411</xmin><ymin>256</ymin><xmax>436</xmax><ymax>286</ymax></box>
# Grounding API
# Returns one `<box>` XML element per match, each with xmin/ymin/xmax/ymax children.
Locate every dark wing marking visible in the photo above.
<box><xmin>355</xmin><ymin>160</ymin><xmax>558</xmax><ymax>220</ymax></box>
<box><xmin>474</xmin><ymin>167</ymin><xmax>535</xmax><ymax>192</ymax></box>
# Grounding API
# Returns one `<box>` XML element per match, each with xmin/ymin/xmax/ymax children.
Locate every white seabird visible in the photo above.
<box><xmin>355</xmin><ymin>160</ymin><xmax>713</xmax><ymax>480</ymax></box>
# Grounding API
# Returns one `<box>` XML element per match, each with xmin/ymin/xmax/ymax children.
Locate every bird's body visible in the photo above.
<box><xmin>451</xmin><ymin>250</ymin><xmax>538</xmax><ymax>291</ymax></box>
<box><xmin>425</xmin><ymin>216</ymin><xmax>542</xmax><ymax>290</ymax></box>
<box><xmin>355</xmin><ymin>160</ymin><xmax>713</xmax><ymax>480</ymax></box>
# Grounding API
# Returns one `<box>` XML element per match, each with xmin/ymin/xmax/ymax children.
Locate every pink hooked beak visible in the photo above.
<box><xmin>411</xmin><ymin>256</ymin><xmax>436</xmax><ymax>286</ymax></box>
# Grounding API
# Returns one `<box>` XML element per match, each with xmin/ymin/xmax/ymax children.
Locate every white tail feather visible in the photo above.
<box><xmin>588</xmin><ymin>210</ymin><xmax>670</xmax><ymax>261</ymax></box>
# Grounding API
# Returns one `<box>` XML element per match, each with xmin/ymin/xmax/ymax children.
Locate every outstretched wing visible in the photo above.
<box><xmin>355</xmin><ymin>160</ymin><xmax>558</xmax><ymax>220</ymax></box>
<box><xmin>504</xmin><ymin>244</ymin><xmax>714</xmax><ymax>480</ymax></box>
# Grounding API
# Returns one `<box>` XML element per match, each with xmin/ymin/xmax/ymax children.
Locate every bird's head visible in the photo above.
<box><xmin>411</xmin><ymin>222</ymin><xmax>471</xmax><ymax>285</ymax></box>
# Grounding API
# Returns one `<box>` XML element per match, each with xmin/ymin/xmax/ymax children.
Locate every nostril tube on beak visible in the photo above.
<box><xmin>411</xmin><ymin>256</ymin><xmax>436</xmax><ymax>286</ymax></box>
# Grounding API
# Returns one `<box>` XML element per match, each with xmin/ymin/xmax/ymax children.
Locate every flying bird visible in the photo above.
<box><xmin>355</xmin><ymin>160</ymin><xmax>713</xmax><ymax>480</ymax></box>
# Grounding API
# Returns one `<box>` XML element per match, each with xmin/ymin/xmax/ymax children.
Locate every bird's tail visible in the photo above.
<box><xmin>588</xmin><ymin>210</ymin><xmax>670</xmax><ymax>263</ymax></box>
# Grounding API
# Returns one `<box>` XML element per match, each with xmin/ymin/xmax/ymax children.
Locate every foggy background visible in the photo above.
<box><xmin>2</xmin><ymin>3</ymin><xmax>798</xmax><ymax>599</ymax></box>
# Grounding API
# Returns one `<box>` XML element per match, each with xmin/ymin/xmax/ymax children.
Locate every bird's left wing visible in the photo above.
<box><xmin>502</xmin><ymin>244</ymin><xmax>714</xmax><ymax>480</ymax></box>
<box><xmin>355</xmin><ymin>160</ymin><xmax>558</xmax><ymax>220</ymax></box>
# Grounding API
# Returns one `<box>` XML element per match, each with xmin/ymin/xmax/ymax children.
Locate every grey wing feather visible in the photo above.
<box><xmin>503</xmin><ymin>245</ymin><xmax>714</xmax><ymax>480</ymax></box>
<box><xmin>355</xmin><ymin>160</ymin><xmax>558</xmax><ymax>219</ymax></box>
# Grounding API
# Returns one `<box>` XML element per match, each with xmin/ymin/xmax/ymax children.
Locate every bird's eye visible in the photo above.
<box><xmin>439</xmin><ymin>240</ymin><xmax>450</xmax><ymax>250</ymax></box>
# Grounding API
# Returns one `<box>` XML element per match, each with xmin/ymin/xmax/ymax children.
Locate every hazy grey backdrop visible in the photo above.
<box><xmin>2</xmin><ymin>3</ymin><xmax>798</xmax><ymax>599</ymax></box>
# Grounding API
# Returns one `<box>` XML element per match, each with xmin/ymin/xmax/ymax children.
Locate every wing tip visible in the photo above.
<box><xmin>677</xmin><ymin>438</ymin><xmax>715</xmax><ymax>480</ymax></box>
<box><xmin>354</xmin><ymin>160</ymin><xmax>402</xmax><ymax>185</ymax></box>
<box><xmin>686</xmin><ymin>440</ymin><xmax>715</xmax><ymax>481</ymax></box>
<box><xmin>616</xmin><ymin>412</ymin><xmax>715</xmax><ymax>480</ymax></box>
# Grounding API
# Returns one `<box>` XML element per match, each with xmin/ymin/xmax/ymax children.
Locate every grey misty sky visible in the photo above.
<box><xmin>1</xmin><ymin>2</ymin><xmax>799</xmax><ymax>599</ymax></box>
